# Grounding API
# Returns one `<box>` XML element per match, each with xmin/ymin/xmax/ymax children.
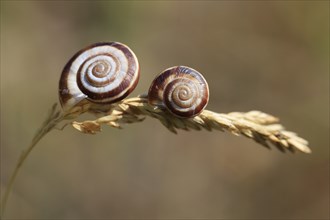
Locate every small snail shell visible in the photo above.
<box><xmin>148</xmin><ymin>66</ymin><xmax>209</xmax><ymax>118</ymax></box>
<box><xmin>59</xmin><ymin>42</ymin><xmax>139</xmax><ymax>112</ymax></box>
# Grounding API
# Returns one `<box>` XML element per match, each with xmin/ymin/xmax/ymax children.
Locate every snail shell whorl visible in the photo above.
<box><xmin>148</xmin><ymin>66</ymin><xmax>209</xmax><ymax>118</ymax></box>
<box><xmin>59</xmin><ymin>42</ymin><xmax>139</xmax><ymax>111</ymax></box>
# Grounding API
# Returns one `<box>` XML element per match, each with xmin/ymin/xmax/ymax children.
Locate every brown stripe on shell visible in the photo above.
<box><xmin>76</xmin><ymin>53</ymin><xmax>118</xmax><ymax>92</ymax></box>
<box><xmin>148</xmin><ymin>68</ymin><xmax>173</xmax><ymax>106</ymax></box>
<box><xmin>59</xmin><ymin>71</ymin><xmax>71</xmax><ymax>107</ymax></box>
<box><xmin>80</xmin><ymin>60</ymin><xmax>139</xmax><ymax>103</ymax></box>
<box><xmin>85</xmin><ymin>57</ymin><xmax>119</xmax><ymax>87</ymax></box>
<box><xmin>148</xmin><ymin>66</ymin><xmax>209</xmax><ymax>118</ymax></box>
<box><xmin>59</xmin><ymin>42</ymin><xmax>139</xmax><ymax>108</ymax></box>
<box><xmin>59</xmin><ymin>42</ymin><xmax>120</xmax><ymax>107</ymax></box>
<box><xmin>76</xmin><ymin>48</ymin><xmax>138</xmax><ymax>103</ymax></box>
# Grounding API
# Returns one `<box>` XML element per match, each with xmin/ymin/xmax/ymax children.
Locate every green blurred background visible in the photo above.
<box><xmin>1</xmin><ymin>1</ymin><xmax>329</xmax><ymax>219</ymax></box>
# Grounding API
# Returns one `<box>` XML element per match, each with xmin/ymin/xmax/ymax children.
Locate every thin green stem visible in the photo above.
<box><xmin>0</xmin><ymin>104</ymin><xmax>65</xmax><ymax>218</ymax></box>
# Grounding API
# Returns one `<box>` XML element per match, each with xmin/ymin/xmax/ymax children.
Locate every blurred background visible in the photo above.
<box><xmin>1</xmin><ymin>1</ymin><xmax>329</xmax><ymax>219</ymax></box>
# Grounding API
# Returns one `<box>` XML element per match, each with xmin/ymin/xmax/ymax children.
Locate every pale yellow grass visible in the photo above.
<box><xmin>73</xmin><ymin>96</ymin><xmax>311</xmax><ymax>154</ymax></box>
<box><xmin>0</xmin><ymin>95</ymin><xmax>311</xmax><ymax>218</ymax></box>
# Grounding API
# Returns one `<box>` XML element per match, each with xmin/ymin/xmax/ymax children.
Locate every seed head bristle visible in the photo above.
<box><xmin>71</xmin><ymin>97</ymin><xmax>311</xmax><ymax>154</ymax></box>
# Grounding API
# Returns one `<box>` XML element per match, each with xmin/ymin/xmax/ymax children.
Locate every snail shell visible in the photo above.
<box><xmin>59</xmin><ymin>42</ymin><xmax>139</xmax><ymax>112</ymax></box>
<box><xmin>148</xmin><ymin>66</ymin><xmax>209</xmax><ymax>118</ymax></box>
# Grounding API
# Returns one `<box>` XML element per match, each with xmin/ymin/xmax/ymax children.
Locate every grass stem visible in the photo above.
<box><xmin>0</xmin><ymin>104</ymin><xmax>64</xmax><ymax>218</ymax></box>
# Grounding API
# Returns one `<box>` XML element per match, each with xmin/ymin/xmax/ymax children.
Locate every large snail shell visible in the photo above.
<box><xmin>148</xmin><ymin>66</ymin><xmax>209</xmax><ymax>118</ymax></box>
<box><xmin>59</xmin><ymin>42</ymin><xmax>139</xmax><ymax>112</ymax></box>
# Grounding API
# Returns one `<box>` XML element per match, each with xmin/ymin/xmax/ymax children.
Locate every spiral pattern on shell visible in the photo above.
<box><xmin>59</xmin><ymin>42</ymin><xmax>139</xmax><ymax>111</ymax></box>
<box><xmin>148</xmin><ymin>66</ymin><xmax>209</xmax><ymax>118</ymax></box>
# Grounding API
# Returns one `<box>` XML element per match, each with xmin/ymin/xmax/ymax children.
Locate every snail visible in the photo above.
<box><xmin>59</xmin><ymin>42</ymin><xmax>140</xmax><ymax>113</ymax></box>
<box><xmin>148</xmin><ymin>66</ymin><xmax>209</xmax><ymax>118</ymax></box>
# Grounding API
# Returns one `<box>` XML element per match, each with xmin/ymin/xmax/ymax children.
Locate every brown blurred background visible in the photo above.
<box><xmin>1</xmin><ymin>1</ymin><xmax>329</xmax><ymax>219</ymax></box>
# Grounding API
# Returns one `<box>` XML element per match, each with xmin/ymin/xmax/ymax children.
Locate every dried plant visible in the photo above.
<box><xmin>1</xmin><ymin>104</ymin><xmax>65</xmax><ymax>217</ymax></box>
<box><xmin>73</xmin><ymin>96</ymin><xmax>311</xmax><ymax>154</ymax></box>
<box><xmin>0</xmin><ymin>95</ymin><xmax>311</xmax><ymax>218</ymax></box>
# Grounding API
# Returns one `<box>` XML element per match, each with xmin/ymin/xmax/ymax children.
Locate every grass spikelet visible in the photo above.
<box><xmin>1</xmin><ymin>96</ymin><xmax>311</xmax><ymax>218</ymax></box>
<box><xmin>72</xmin><ymin>96</ymin><xmax>311</xmax><ymax>154</ymax></box>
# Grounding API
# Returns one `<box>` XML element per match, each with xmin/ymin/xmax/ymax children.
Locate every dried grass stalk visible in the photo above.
<box><xmin>0</xmin><ymin>104</ymin><xmax>69</xmax><ymax>217</ymax></box>
<box><xmin>1</xmin><ymin>95</ymin><xmax>311</xmax><ymax>218</ymax></box>
<box><xmin>72</xmin><ymin>96</ymin><xmax>311</xmax><ymax>154</ymax></box>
